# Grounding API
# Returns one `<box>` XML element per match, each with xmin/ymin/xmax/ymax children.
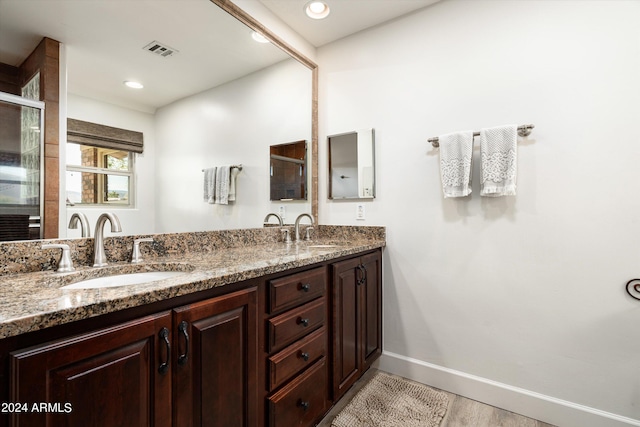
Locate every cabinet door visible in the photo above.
<box><xmin>173</xmin><ymin>287</ymin><xmax>258</xmax><ymax>427</ymax></box>
<box><xmin>331</xmin><ymin>250</ymin><xmax>383</xmax><ymax>401</ymax></box>
<box><xmin>361</xmin><ymin>250</ymin><xmax>382</xmax><ymax>370</ymax></box>
<box><xmin>331</xmin><ymin>256</ymin><xmax>362</xmax><ymax>401</ymax></box>
<box><xmin>10</xmin><ymin>311</ymin><xmax>172</xmax><ymax>427</ymax></box>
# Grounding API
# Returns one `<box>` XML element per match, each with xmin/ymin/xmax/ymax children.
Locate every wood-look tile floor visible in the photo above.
<box><xmin>317</xmin><ymin>369</ymin><xmax>557</xmax><ymax>427</ymax></box>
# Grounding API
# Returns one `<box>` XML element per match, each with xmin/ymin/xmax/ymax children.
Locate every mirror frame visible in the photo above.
<box><xmin>210</xmin><ymin>0</ymin><xmax>318</xmax><ymax>223</ymax></box>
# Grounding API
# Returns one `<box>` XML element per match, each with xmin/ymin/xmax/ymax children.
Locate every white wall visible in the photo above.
<box><xmin>65</xmin><ymin>94</ymin><xmax>156</xmax><ymax>238</ymax></box>
<box><xmin>318</xmin><ymin>1</ymin><xmax>640</xmax><ymax>425</ymax></box>
<box><xmin>154</xmin><ymin>58</ymin><xmax>312</xmax><ymax>232</ymax></box>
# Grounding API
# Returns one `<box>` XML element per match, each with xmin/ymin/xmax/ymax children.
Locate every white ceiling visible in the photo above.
<box><xmin>0</xmin><ymin>0</ymin><xmax>440</xmax><ymax>113</ymax></box>
<box><xmin>258</xmin><ymin>0</ymin><xmax>441</xmax><ymax>47</ymax></box>
<box><xmin>0</xmin><ymin>0</ymin><xmax>290</xmax><ymax>113</ymax></box>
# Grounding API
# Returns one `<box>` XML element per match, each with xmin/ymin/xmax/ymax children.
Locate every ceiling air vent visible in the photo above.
<box><xmin>143</xmin><ymin>41</ymin><xmax>178</xmax><ymax>58</ymax></box>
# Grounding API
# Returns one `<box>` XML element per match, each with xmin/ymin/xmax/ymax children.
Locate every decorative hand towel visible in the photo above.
<box><xmin>439</xmin><ymin>131</ymin><xmax>474</xmax><ymax>198</ymax></box>
<box><xmin>215</xmin><ymin>166</ymin><xmax>231</xmax><ymax>205</ymax></box>
<box><xmin>228</xmin><ymin>166</ymin><xmax>240</xmax><ymax>202</ymax></box>
<box><xmin>480</xmin><ymin>124</ymin><xmax>517</xmax><ymax>196</ymax></box>
<box><xmin>203</xmin><ymin>167</ymin><xmax>217</xmax><ymax>204</ymax></box>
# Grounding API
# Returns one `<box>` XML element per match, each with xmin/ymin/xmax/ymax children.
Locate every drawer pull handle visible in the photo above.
<box><xmin>178</xmin><ymin>321</ymin><xmax>190</xmax><ymax>366</ymax></box>
<box><xmin>298</xmin><ymin>400</ymin><xmax>310</xmax><ymax>411</ymax></box>
<box><xmin>298</xmin><ymin>317</ymin><xmax>310</xmax><ymax>327</ymax></box>
<box><xmin>158</xmin><ymin>327</ymin><xmax>170</xmax><ymax>374</ymax></box>
<box><xmin>299</xmin><ymin>351</ymin><xmax>310</xmax><ymax>361</ymax></box>
<box><xmin>300</xmin><ymin>283</ymin><xmax>311</xmax><ymax>292</ymax></box>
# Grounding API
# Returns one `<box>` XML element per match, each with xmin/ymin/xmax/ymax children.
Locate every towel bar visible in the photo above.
<box><xmin>428</xmin><ymin>124</ymin><xmax>535</xmax><ymax>148</ymax></box>
<box><xmin>202</xmin><ymin>164</ymin><xmax>243</xmax><ymax>172</ymax></box>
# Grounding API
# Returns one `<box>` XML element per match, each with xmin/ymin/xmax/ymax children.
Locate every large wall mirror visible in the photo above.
<box><xmin>328</xmin><ymin>129</ymin><xmax>375</xmax><ymax>199</ymax></box>
<box><xmin>0</xmin><ymin>0</ymin><xmax>317</xmax><ymax>241</ymax></box>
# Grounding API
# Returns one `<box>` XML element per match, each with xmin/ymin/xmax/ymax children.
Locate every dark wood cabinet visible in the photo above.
<box><xmin>9</xmin><ymin>311</ymin><xmax>173</xmax><ymax>427</ymax></box>
<box><xmin>7</xmin><ymin>288</ymin><xmax>258</xmax><ymax>427</ymax></box>
<box><xmin>172</xmin><ymin>287</ymin><xmax>258</xmax><ymax>427</ymax></box>
<box><xmin>263</xmin><ymin>266</ymin><xmax>330</xmax><ymax>427</ymax></box>
<box><xmin>267</xmin><ymin>357</ymin><xmax>328</xmax><ymax>427</ymax></box>
<box><xmin>331</xmin><ymin>250</ymin><xmax>382</xmax><ymax>401</ymax></box>
<box><xmin>2</xmin><ymin>247</ymin><xmax>383</xmax><ymax>427</ymax></box>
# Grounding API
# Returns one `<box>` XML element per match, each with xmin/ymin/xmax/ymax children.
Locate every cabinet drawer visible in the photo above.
<box><xmin>268</xmin><ymin>298</ymin><xmax>325</xmax><ymax>352</ymax></box>
<box><xmin>268</xmin><ymin>267</ymin><xmax>326</xmax><ymax>314</ymax></box>
<box><xmin>268</xmin><ymin>326</ymin><xmax>327</xmax><ymax>391</ymax></box>
<box><xmin>268</xmin><ymin>357</ymin><xmax>328</xmax><ymax>427</ymax></box>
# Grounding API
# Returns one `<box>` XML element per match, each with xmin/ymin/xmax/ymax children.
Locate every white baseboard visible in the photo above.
<box><xmin>374</xmin><ymin>351</ymin><xmax>640</xmax><ymax>427</ymax></box>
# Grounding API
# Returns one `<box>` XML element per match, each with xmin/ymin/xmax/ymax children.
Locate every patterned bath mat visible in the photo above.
<box><xmin>331</xmin><ymin>372</ymin><xmax>449</xmax><ymax>427</ymax></box>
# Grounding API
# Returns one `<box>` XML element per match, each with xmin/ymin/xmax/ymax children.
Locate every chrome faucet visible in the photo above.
<box><xmin>131</xmin><ymin>237</ymin><xmax>154</xmax><ymax>263</ymax></box>
<box><xmin>42</xmin><ymin>243</ymin><xmax>75</xmax><ymax>272</ymax></box>
<box><xmin>93</xmin><ymin>213</ymin><xmax>122</xmax><ymax>267</ymax></box>
<box><xmin>68</xmin><ymin>212</ymin><xmax>90</xmax><ymax>237</ymax></box>
<box><xmin>263</xmin><ymin>212</ymin><xmax>284</xmax><ymax>226</ymax></box>
<box><xmin>294</xmin><ymin>213</ymin><xmax>314</xmax><ymax>242</ymax></box>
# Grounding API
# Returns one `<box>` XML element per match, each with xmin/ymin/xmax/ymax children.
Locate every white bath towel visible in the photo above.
<box><xmin>203</xmin><ymin>167</ymin><xmax>217</xmax><ymax>204</ymax></box>
<box><xmin>439</xmin><ymin>131</ymin><xmax>474</xmax><ymax>198</ymax></box>
<box><xmin>480</xmin><ymin>124</ymin><xmax>518</xmax><ymax>196</ymax></box>
<box><xmin>228</xmin><ymin>166</ymin><xmax>240</xmax><ymax>202</ymax></box>
<box><xmin>215</xmin><ymin>165</ymin><xmax>230</xmax><ymax>205</ymax></box>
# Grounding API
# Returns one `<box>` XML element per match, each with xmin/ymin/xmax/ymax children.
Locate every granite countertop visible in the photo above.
<box><xmin>0</xmin><ymin>239</ymin><xmax>384</xmax><ymax>340</ymax></box>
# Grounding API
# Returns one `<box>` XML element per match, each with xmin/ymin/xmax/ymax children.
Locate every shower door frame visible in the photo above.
<box><xmin>0</xmin><ymin>91</ymin><xmax>46</xmax><ymax>239</ymax></box>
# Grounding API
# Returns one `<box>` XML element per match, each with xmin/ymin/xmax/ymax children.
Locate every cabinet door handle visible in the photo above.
<box><xmin>178</xmin><ymin>321</ymin><xmax>190</xmax><ymax>366</ymax></box>
<box><xmin>357</xmin><ymin>264</ymin><xmax>367</xmax><ymax>286</ymax></box>
<box><xmin>298</xmin><ymin>317</ymin><xmax>310</xmax><ymax>327</ymax></box>
<box><xmin>297</xmin><ymin>400</ymin><xmax>310</xmax><ymax>411</ymax></box>
<box><xmin>299</xmin><ymin>351</ymin><xmax>310</xmax><ymax>362</ymax></box>
<box><xmin>158</xmin><ymin>327</ymin><xmax>170</xmax><ymax>374</ymax></box>
<box><xmin>300</xmin><ymin>283</ymin><xmax>311</xmax><ymax>292</ymax></box>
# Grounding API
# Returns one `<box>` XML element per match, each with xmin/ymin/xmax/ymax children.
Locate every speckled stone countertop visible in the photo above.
<box><xmin>0</xmin><ymin>226</ymin><xmax>385</xmax><ymax>339</ymax></box>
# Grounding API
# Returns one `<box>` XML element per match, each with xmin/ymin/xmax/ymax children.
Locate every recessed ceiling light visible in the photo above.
<box><xmin>305</xmin><ymin>1</ymin><xmax>330</xmax><ymax>19</ymax></box>
<box><xmin>124</xmin><ymin>81</ymin><xmax>144</xmax><ymax>89</ymax></box>
<box><xmin>251</xmin><ymin>31</ymin><xmax>270</xmax><ymax>44</ymax></box>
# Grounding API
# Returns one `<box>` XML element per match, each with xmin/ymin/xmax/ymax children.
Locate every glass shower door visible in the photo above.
<box><xmin>0</xmin><ymin>92</ymin><xmax>45</xmax><ymax>241</ymax></box>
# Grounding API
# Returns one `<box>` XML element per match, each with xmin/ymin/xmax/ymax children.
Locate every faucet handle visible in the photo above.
<box><xmin>281</xmin><ymin>229</ymin><xmax>292</xmax><ymax>244</ymax></box>
<box><xmin>131</xmin><ymin>238</ymin><xmax>154</xmax><ymax>263</ymax></box>
<box><xmin>42</xmin><ymin>244</ymin><xmax>75</xmax><ymax>272</ymax></box>
<box><xmin>304</xmin><ymin>227</ymin><xmax>314</xmax><ymax>241</ymax></box>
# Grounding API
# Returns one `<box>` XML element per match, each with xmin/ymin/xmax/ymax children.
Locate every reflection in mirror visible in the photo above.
<box><xmin>154</xmin><ymin>58</ymin><xmax>311</xmax><ymax>233</ymax></box>
<box><xmin>328</xmin><ymin>129</ymin><xmax>375</xmax><ymax>199</ymax></box>
<box><xmin>66</xmin><ymin>118</ymin><xmax>143</xmax><ymax>207</ymax></box>
<box><xmin>270</xmin><ymin>140</ymin><xmax>307</xmax><ymax>201</ymax></box>
<box><xmin>0</xmin><ymin>93</ymin><xmax>44</xmax><ymax>240</ymax></box>
<box><xmin>0</xmin><ymin>0</ymin><xmax>318</xmax><ymax>241</ymax></box>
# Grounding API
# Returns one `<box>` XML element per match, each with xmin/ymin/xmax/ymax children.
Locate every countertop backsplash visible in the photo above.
<box><xmin>0</xmin><ymin>225</ymin><xmax>386</xmax><ymax>276</ymax></box>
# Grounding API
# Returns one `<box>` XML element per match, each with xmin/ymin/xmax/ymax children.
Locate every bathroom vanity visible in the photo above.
<box><xmin>0</xmin><ymin>226</ymin><xmax>384</xmax><ymax>427</ymax></box>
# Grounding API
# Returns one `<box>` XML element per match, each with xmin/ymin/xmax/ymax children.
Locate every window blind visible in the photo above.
<box><xmin>67</xmin><ymin>118</ymin><xmax>143</xmax><ymax>153</ymax></box>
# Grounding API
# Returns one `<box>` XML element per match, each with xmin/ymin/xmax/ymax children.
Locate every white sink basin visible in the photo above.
<box><xmin>61</xmin><ymin>271</ymin><xmax>188</xmax><ymax>290</ymax></box>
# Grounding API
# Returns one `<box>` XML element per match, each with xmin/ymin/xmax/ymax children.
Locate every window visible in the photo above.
<box><xmin>65</xmin><ymin>118</ymin><xmax>143</xmax><ymax>207</ymax></box>
<box><xmin>66</xmin><ymin>144</ymin><xmax>134</xmax><ymax>205</ymax></box>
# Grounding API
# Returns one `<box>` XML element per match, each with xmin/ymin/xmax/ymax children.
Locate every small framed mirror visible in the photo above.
<box><xmin>328</xmin><ymin>129</ymin><xmax>375</xmax><ymax>199</ymax></box>
<box><xmin>270</xmin><ymin>140</ymin><xmax>307</xmax><ymax>201</ymax></box>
